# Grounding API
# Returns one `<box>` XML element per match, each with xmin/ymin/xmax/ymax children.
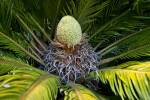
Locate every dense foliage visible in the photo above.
<box><xmin>0</xmin><ymin>0</ymin><xmax>150</xmax><ymax>100</ymax></box>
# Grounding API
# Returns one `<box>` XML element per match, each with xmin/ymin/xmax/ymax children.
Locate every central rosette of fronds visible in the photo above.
<box><xmin>42</xmin><ymin>16</ymin><xmax>98</xmax><ymax>83</ymax></box>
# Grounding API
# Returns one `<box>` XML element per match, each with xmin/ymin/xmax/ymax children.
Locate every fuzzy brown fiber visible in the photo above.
<box><xmin>41</xmin><ymin>34</ymin><xmax>99</xmax><ymax>83</ymax></box>
<box><xmin>41</xmin><ymin>41</ymin><xmax>99</xmax><ymax>83</ymax></box>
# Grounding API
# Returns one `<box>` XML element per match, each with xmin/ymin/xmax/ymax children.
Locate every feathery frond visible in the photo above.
<box><xmin>15</xmin><ymin>13</ymin><xmax>47</xmax><ymax>51</ymax></box>
<box><xmin>29</xmin><ymin>14</ymin><xmax>52</xmax><ymax>42</ymax></box>
<box><xmin>98</xmin><ymin>27</ymin><xmax>150</xmax><ymax>65</ymax></box>
<box><xmin>0</xmin><ymin>32</ymin><xmax>44</xmax><ymax>65</ymax></box>
<box><xmin>1</xmin><ymin>0</ymin><xmax>150</xmax><ymax>99</ymax></box>
<box><xmin>63</xmin><ymin>0</ymin><xmax>110</xmax><ymax>31</ymax></box>
<box><xmin>88</xmin><ymin>9</ymin><xmax>130</xmax><ymax>41</ymax></box>
<box><xmin>0</xmin><ymin>56</ymin><xmax>31</xmax><ymax>75</ymax></box>
<box><xmin>0</xmin><ymin>0</ymin><xmax>13</xmax><ymax>32</ymax></box>
<box><xmin>62</xmin><ymin>82</ymin><xmax>101</xmax><ymax>100</ymax></box>
<box><xmin>99</xmin><ymin>44</ymin><xmax>150</xmax><ymax>65</ymax></box>
<box><xmin>0</xmin><ymin>66</ymin><xmax>59</xmax><ymax>100</ymax></box>
<box><xmin>88</xmin><ymin>61</ymin><xmax>150</xmax><ymax>100</ymax></box>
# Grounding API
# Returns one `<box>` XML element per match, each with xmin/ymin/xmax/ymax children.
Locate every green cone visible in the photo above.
<box><xmin>57</xmin><ymin>15</ymin><xmax>82</xmax><ymax>45</ymax></box>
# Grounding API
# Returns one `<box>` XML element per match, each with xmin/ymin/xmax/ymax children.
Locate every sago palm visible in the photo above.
<box><xmin>0</xmin><ymin>0</ymin><xmax>150</xmax><ymax>100</ymax></box>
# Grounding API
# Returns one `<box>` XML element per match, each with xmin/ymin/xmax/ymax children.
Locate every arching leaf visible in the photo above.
<box><xmin>0</xmin><ymin>56</ymin><xmax>32</xmax><ymax>75</ymax></box>
<box><xmin>0</xmin><ymin>0</ymin><xmax>13</xmax><ymax>32</ymax></box>
<box><xmin>98</xmin><ymin>27</ymin><xmax>150</xmax><ymax>55</ymax></box>
<box><xmin>63</xmin><ymin>0</ymin><xmax>110</xmax><ymax>31</ymax></box>
<box><xmin>0</xmin><ymin>67</ymin><xmax>60</xmax><ymax>100</ymax></box>
<box><xmin>88</xmin><ymin>61</ymin><xmax>150</xmax><ymax>100</ymax></box>
<box><xmin>0</xmin><ymin>32</ymin><xmax>45</xmax><ymax>65</ymax></box>
<box><xmin>62</xmin><ymin>82</ymin><xmax>102</xmax><ymax>100</ymax></box>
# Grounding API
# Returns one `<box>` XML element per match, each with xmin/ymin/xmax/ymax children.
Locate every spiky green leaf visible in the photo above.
<box><xmin>88</xmin><ymin>61</ymin><xmax>150</xmax><ymax>100</ymax></box>
<box><xmin>0</xmin><ymin>32</ymin><xmax>44</xmax><ymax>65</ymax></box>
<box><xmin>62</xmin><ymin>83</ymin><xmax>101</xmax><ymax>100</ymax></box>
<box><xmin>0</xmin><ymin>67</ymin><xmax>59</xmax><ymax>100</ymax></box>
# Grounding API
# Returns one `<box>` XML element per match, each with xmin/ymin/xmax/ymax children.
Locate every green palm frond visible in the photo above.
<box><xmin>132</xmin><ymin>0</ymin><xmax>150</xmax><ymax>14</ymax></box>
<box><xmin>88</xmin><ymin>9</ymin><xmax>130</xmax><ymax>41</ymax></box>
<box><xmin>0</xmin><ymin>32</ymin><xmax>44</xmax><ymax>65</ymax></box>
<box><xmin>0</xmin><ymin>0</ymin><xmax>13</xmax><ymax>32</ymax></box>
<box><xmin>1</xmin><ymin>0</ymin><xmax>150</xmax><ymax>99</ymax></box>
<box><xmin>0</xmin><ymin>66</ymin><xmax>59</xmax><ymax>100</ymax></box>
<box><xmin>88</xmin><ymin>11</ymin><xmax>147</xmax><ymax>49</ymax></box>
<box><xmin>0</xmin><ymin>49</ymin><xmax>17</xmax><ymax>58</ymax></box>
<box><xmin>98</xmin><ymin>27</ymin><xmax>150</xmax><ymax>65</ymax></box>
<box><xmin>62</xmin><ymin>82</ymin><xmax>105</xmax><ymax>100</ymax></box>
<box><xmin>0</xmin><ymin>56</ymin><xmax>32</xmax><ymax>75</ymax></box>
<box><xmin>99</xmin><ymin>44</ymin><xmax>150</xmax><ymax>65</ymax></box>
<box><xmin>87</xmin><ymin>0</ymin><xmax>150</xmax><ymax>49</ymax></box>
<box><xmin>15</xmin><ymin>13</ymin><xmax>47</xmax><ymax>51</ymax></box>
<box><xmin>12</xmin><ymin>0</ymin><xmax>44</xmax><ymax>26</ymax></box>
<box><xmin>140</xmin><ymin>0</ymin><xmax>150</xmax><ymax>10</ymax></box>
<box><xmin>13</xmin><ymin>0</ymin><xmax>69</xmax><ymax>37</ymax></box>
<box><xmin>63</xmin><ymin>0</ymin><xmax>110</xmax><ymax>31</ymax></box>
<box><xmin>88</xmin><ymin>61</ymin><xmax>150</xmax><ymax>100</ymax></box>
<box><xmin>43</xmin><ymin>0</ymin><xmax>68</xmax><ymax>34</ymax></box>
<box><xmin>29</xmin><ymin>14</ymin><xmax>52</xmax><ymax>42</ymax></box>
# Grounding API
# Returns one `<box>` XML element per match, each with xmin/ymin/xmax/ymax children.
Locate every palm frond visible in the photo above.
<box><xmin>98</xmin><ymin>27</ymin><xmax>150</xmax><ymax>57</ymax></box>
<box><xmin>88</xmin><ymin>10</ymin><xmax>146</xmax><ymax>49</ymax></box>
<box><xmin>0</xmin><ymin>56</ymin><xmax>32</xmax><ymax>75</ymax></box>
<box><xmin>43</xmin><ymin>0</ymin><xmax>63</xmax><ymax>34</ymax></box>
<box><xmin>62</xmin><ymin>82</ymin><xmax>103</xmax><ymax>100</ymax></box>
<box><xmin>88</xmin><ymin>9</ymin><xmax>130</xmax><ymax>41</ymax></box>
<box><xmin>99</xmin><ymin>44</ymin><xmax>150</xmax><ymax>65</ymax></box>
<box><xmin>0</xmin><ymin>32</ymin><xmax>44</xmax><ymax>65</ymax></box>
<box><xmin>29</xmin><ymin>14</ymin><xmax>52</xmax><ymax>42</ymax></box>
<box><xmin>87</xmin><ymin>0</ymin><xmax>150</xmax><ymax>49</ymax></box>
<box><xmin>87</xmin><ymin>61</ymin><xmax>150</xmax><ymax>100</ymax></box>
<box><xmin>63</xmin><ymin>0</ymin><xmax>110</xmax><ymax>31</ymax></box>
<box><xmin>0</xmin><ymin>0</ymin><xmax>150</xmax><ymax>99</ymax></box>
<box><xmin>101</xmin><ymin>0</ymin><xmax>129</xmax><ymax>16</ymax></box>
<box><xmin>0</xmin><ymin>0</ymin><xmax>13</xmax><ymax>32</ymax></box>
<box><xmin>15</xmin><ymin>13</ymin><xmax>47</xmax><ymax>51</ymax></box>
<box><xmin>0</xmin><ymin>67</ymin><xmax>59</xmax><ymax>100</ymax></box>
<box><xmin>13</xmin><ymin>0</ymin><xmax>69</xmax><ymax>37</ymax></box>
<box><xmin>0</xmin><ymin>49</ymin><xmax>17</xmax><ymax>58</ymax></box>
<box><xmin>132</xmin><ymin>0</ymin><xmax>150</xmax><ymax>14</ymax></box>
<box><xmin>12</xmin><ymin>0</ymin><xmax>44</xmax><ymax>27</ymax></box>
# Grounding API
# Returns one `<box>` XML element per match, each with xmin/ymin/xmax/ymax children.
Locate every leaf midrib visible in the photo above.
<box><xmin>100</xmin><ymin>68</ymin><xmax>150</xmax><ymax>74</ymax></box>
<box><xmin>98</xmin><ymin>26</ymin><xmax>150</xmax><ymax>54</ymax></box>
<box><xmin>77</xmin><ymin>0</ymin><xmax>91</xmax><ymax>21</ymax></box>
<box><xmin>0</xmin><ymin>32</ymin><xmax>45</xmax><ymax>65</ymax></box>
<box><xmin>0</xmin><ymin>60</ymin><xmax>29</xmax><ymax>67</ymax></box>
<box><xmin>98</xmin><ymin>44</ymin><xmax>150</xmax><ymax>65</ymax></box>
<box><xmin>20</xmin><ymin>74</ymin><xmax>52</xmax><ymax>100</ymax></box>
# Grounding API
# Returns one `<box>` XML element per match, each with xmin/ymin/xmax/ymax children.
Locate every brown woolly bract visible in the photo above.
<box><xmin>42</xmin><ymin>41</ymin><xmax>98</xmax><ymax>83</ymax></box>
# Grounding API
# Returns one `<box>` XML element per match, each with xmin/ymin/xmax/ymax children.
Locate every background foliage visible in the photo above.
<box><xmin>0</xmin><ymin>0</ymin><xmax>150</xmax><ymax>100</ymax></box>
